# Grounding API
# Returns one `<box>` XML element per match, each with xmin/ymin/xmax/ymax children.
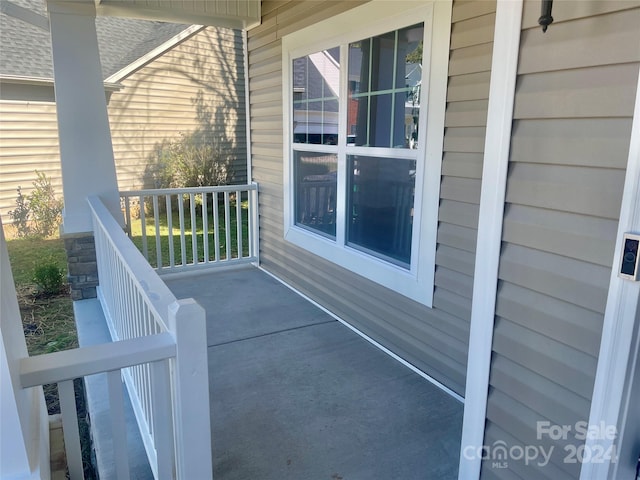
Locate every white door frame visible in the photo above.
<box><xmin>580</xmin><ymin>64</ymin><xmax>640</xmax><ymax>480</ymax></box>
<box><xmin>457</xmin><ymin>1</ymin><xmax>523</xmax><ymax>478</ymax></box>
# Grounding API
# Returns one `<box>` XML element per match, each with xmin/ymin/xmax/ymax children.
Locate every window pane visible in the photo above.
<box><xmin>347</xmin><ymin>155</ymin><xmax>415</xmax><ymax>266</ymax></box>
<box><xmin>292</xmin><ymin>48</ymin><xmax>340</xmax><ymax>145</ymax></box>
<box><xmin>347</xmin><ymin>23</ymin><xmax>424</xmax><ymax>149</ymax></box>
<box><xmin>295</xmin><ymin>151</ymin><xmax>338</xmax><ymax>237</ymax></box>
<box><xmin>370</xmin><ymin>31</ymin><xmax>396</xmax><ymax>92</ymax></box>
<box><xmin>369</xmin><ymin>93</ymin><xmax>392</xmax><ymax>148</ymax></box>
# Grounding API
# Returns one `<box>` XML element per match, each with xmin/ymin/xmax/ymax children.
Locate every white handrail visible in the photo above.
<box><xmin>20</xmin><ymin>334</ymin><xmax>176</xmax><ymax>387</ymax></box>
<box><xmin>120</xmin><ymin>184</ymin><xmax>258</xmax><ymax>196</ymax></box>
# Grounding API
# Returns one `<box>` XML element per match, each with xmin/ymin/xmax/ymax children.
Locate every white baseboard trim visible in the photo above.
<box><xmin>258</xmin><ymin>265</ymin><xmax>465</xmax><ymax>404</ymax></box>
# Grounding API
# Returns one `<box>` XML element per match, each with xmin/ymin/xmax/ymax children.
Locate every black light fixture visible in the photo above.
<box><xmin>538</xmin><ymin>0</ymin><xmax>554</xmax><ymax>32</ymax></box>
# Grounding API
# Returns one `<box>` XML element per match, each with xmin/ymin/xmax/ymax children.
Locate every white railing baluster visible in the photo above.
<box><xmin>151</xmin><ymin>359</ymin><xmax>175</xmax><ymax>479</ymax></box>
<box><xmin>213</xmin><ymin>192</ymin><xmax>220</xmax><ymax>263</ymax></box>
<box><xmin>107</xmin><ymin>370</ymin><xmax>131</xmax><ymax>480</ymax></box>
<box><xmin>166</xmin><ymin>195</ymin><xmax>175</xmax><ymax>269</ymax></box>
<box><xmin>236</xmin><ymin>191</ymin><xmax>242</xmax><ymax>259</ymax></box>
<box><xmin>178</xmin><ymin>195</ymin><xmax>186</xmax><ymax>266</ymax></box>
<box><xmin>124</xmin><ymin>195</ymin><xmax>131</xmax><ymax>237</ymax></box>
<box><xmin>139</xmin><ymin>195</ymin><xmax>148</xmax><ymax>261</ymax></box>
<box><xmin>202</xmin><ymin>193</ymin><xmax>209</xmax><ymax>263</ymax></box>
<box><xmin>153</xmin><ymin>195</ymin><xmax>162</xmax><ymax>269</ymax></box>
<box><xmin>118</xmin><ymin>184</ymin><xmax>258</xmax><ymax>271</ymax></box>
<box><xmin>58</xmin><ymin>380</ymin><xmax>84</xmax><ymax>480</ymax></box>
<box><xmin>250</xmin><ymin>185</ymin><xmax>259</xmax><ymax>261</ymax></box>
<box><xmin>190</xmin><ymin>193</ymin><xmax>197</xmax><ymax>265</ymax></box>
<box><xmin>224</xmin><ymin>192</ymin><xmax>231</xmax><ymax>261</ymax></box>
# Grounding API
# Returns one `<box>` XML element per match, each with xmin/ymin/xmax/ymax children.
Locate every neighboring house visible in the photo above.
<box><xmin>0</xmin><ymin>0</ymin><xmax>247</xmax><ymax>223</ymax></box>
<box><xmin>1</xmin><ymin>1</ymin><xmax>639</xmax><ymax>479</ymax></box>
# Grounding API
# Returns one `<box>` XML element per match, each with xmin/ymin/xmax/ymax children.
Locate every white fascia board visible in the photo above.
<box><xmin>104</xmin><ymin>24</ymin><xmax>205</xmax><ymax>83</ymax></box>
<box><xmin>0</xmin><ymin>75</ymin><xmax>122</xmax><ymax>92</ymax></box>
<box><xmin>0</xmin><ymin>75</ymin><xmax>54</xmax><ymax>86</ymax></box>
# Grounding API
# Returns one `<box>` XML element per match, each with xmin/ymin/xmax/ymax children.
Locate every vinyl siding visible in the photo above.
<box><xmin>108</xmin><ymin>26</ymin><xmax>247</xmax><ymax>190</ymax></box>
<box><xmin>248</xmin><ymin>0</ymin><xmax>496</xmax><ymax>395</ymax></box>
<box><xmin>0</xmin><ymin>26</ymin><xmax>246</xmax><ymax>224</ymax></box>
<box><xmin>482</xmin><ymin>2</ymin><xmax>640</xmax><ymax>478</ymax></box>
<box><xmin>0</xmin><ymin>100</ymin><xmax>62</xmax><ymax>222</ymax></box>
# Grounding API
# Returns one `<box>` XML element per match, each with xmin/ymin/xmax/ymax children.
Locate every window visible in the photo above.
<box><xmin>283</xmin><ymin>1</ymin><xmax>451</xmax><ymax>306</ymax></box>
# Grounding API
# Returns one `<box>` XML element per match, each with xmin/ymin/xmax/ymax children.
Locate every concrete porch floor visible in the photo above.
<box><xmin>165</xmin><ymin>266</ymin><xmax>463</xmax><ymax>480</ymax></box>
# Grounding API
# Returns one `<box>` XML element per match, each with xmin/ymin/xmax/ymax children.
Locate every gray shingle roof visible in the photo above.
<box><xmin>0</xmin><ymin>0</ymin><xmax>189</xmax><ymax>80</ymax></box>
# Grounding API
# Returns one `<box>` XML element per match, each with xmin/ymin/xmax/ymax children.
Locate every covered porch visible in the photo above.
<box><xmin>168</xmin><ymin>266</ymin><xmax>462</xmax><ymax>479</ymax></box>
<box><xmin>15</xmin><ymin>184</ymin><xmax>462</xmax><ymax>479</ymax></box>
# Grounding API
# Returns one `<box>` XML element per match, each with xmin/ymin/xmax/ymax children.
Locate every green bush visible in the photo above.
<box><xmin>8</xmin><ymin>187</ymin><xmax>31</xmax><ymax>238</ymax></box>
<box><xmin>8</xmin><ymin>171</ymin><xmax>63</xmax><ymax>238</ymax></box>
<box><xmin>33</xmin><ymin>261</ymin><xmax>65</xmax><ymax>296</ymax></box>
<box><xmin>147</xmin><ymin>132</ymin><xmax>233</xmax><ymax>189</ymax></box>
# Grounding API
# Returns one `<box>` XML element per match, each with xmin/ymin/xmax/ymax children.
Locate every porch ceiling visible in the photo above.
<box><xmin>95</xmin><ymin>0</ymin><xmax>261</xmax><ymax>29</ymax></box>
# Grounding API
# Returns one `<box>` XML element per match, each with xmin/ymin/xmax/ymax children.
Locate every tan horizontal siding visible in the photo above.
<box><xmin>482</xmin><ymin>2</ymin><xmax>640</xmax><ymax>478</ymax></box>
<box><xmin>248</xmin><ymin>0</ymin><xmax>496</xmax><ymax>396</ymax></box>
<box><xmin>0</xmin><ymin>27</ymin><xmax>246</xmax><ymax>225</ymax></box>
<box><xmin>0</xmin><ymin>101</ymin><xmax>62</xmax><ymax>222</ymax></box>
<box><xmin>107</xmin><ymin>26</ymin><xmax>247</xmax><ymax>191</ymax></box>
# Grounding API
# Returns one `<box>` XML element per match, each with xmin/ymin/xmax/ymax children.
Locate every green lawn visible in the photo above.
<box><xmin>6</xmin><ymin>236</ymin><xmax>77</xmax><ymax>355</ymax></box>
<box><xmin>128</xmin><ymin>197</ymin><xmax>250</xmax><ymax>268</ymax></box>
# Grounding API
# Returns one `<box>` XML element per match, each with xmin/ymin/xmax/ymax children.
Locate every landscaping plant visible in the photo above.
<box><xmin>8</xmin><ymin>171</ymin><xmax>63</xmax><ymax>238</ymax></box>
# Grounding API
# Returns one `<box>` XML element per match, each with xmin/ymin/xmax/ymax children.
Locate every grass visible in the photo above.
<box><xmin>6</xmin><ymin>233</ymin><xmax>96</xmax><ymax>479</ymax></box>
<box><xmin>7</xmin><ymin>237</ymin><xmax>77</xmax><ymax>361</ymax></box>
<box><xmin>129</xmin><ymin>196</ymin><xmax>250</xmax><ymax>268</ymax></box>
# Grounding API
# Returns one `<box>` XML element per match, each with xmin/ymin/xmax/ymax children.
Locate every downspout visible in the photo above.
<box><xmin>243</xmin><ymin>28</ymin><xmax>252</xmax><ymax>183</ymax></box>
<box><xmin>243</xmin><ymin>27</ymin><xmax>259</xmax><ymax>265</ymax></box>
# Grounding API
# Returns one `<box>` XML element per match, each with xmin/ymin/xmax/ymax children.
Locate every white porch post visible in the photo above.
<box><xmin>46</xmin><ymin>0</ymin><xmax>121</xmax><ymax>234</ymax></box>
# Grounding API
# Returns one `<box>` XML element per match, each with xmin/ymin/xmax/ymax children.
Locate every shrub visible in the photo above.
<box><xmin>29</xmin><ymin>171</ymin><xmax>63</xmax><ymax>238</ymax></box>
<box><xmin>33</xmin><ymin>262</ymin><xmax>65</xmax><ymax>296</ymax></box>
<box><xmin>147</xmin><ymin>132</ymin><xmax>233</xmax><ymax>189</ymax></box>
<box><xmin>8</xmin><ymin>187</ymin><xmax>31</xmax><ymax>238</ymax></box>
<box><xmin>8</xmin><ymin>171</ymin><xmax>63</xmax><ymax>238</ymax></box>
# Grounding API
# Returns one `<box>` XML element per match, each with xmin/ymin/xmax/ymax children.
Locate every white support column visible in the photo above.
<box><xmin>46</xmin><ymin>0</ymin><xmax>122</xmax><ymax>234</ymax></box>
<box><xmin>168</xmin><ymin>299</ymin><xmax>213</xmax><ymax>479</ymax></box>
<box><xmin>580</xmin><ymin>63</ymin><xmax>640</xmax><ymax>480</ymax></box>
<box><xmin>458</xmin><ymin>1</ymin><xmax>523</xmax><ymax>478</ymax></box>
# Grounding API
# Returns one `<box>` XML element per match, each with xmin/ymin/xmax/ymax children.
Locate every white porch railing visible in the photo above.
<box><xmin>20</xmin><ymin>333</ymin><xmax>177</xmax><ymax>480</ymax></box>
<box><xmin>120</xmin><ymin>183</ymin><xmax>259</xmax><ymax>274</ymax></box>
<box><xmin>16</xmin><ymin>195</ymin><xmax>213</xmax><ymax>479</ymax></box>
<box><xmin>87</xmin><ymin>194</ymin><xmax>212</xmax><ymax>479</ymax></box>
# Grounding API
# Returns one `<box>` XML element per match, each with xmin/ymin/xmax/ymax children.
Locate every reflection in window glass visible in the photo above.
<box><xmin>295</xmin><ymin>152</ymin><xmax>338</xmax><ymax>237</ymax></box>
<box><xmin>348</xmin><ymin>24</ymin><xmax>424</xmax><ymax>148</ymax></box>
<box><xmin>292</xmin><ymin>47</ymin><xmax>340</xmax><ymax>145</ymax></box>
<box><xmin>347</xmin><ymin>155</ymin><xmax>415</xmax><ymax>266</ymax></box>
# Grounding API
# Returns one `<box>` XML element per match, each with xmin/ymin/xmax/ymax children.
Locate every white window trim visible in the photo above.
<box><xmin>282</xmin><ymin>0</ymin><xmax>452</xmax><ymax>307</ymax></box>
